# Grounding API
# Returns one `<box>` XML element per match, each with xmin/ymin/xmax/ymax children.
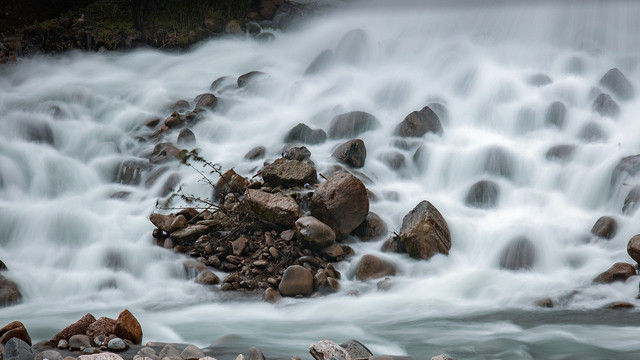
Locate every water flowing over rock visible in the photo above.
<box><xmin>592</xmin><ymin>93</ymin><xmax>620</xmax><ymax>118</ymax></box>
<box><xmin>387</xmin><ymin>201</ymin><xmax>451</xmax><ymax>260</ymax></box>
<box><xmin>594</xmin><ymin>262</ymin><xmax>636</xmax><ymax>284</ymax></box>
<box><xmin>285</xmin><ymin>123</ymin><xmax>327</xmax><ymax>145</ymax></box>
<box><xmin>599</xmin><ymin>68</ymin><xmax>635</xmax><ymax>101</ymax></box>
<box><xmin>244</xmin><ymin>146</ymin><xmax>266</xmax><ymax>160</ymax></box>
<box><xmin>334</xmin><ymin>29</ymin><xmax>368</xmax><ymax>66</ymax></box>
<box><xmin>194</xmin><ymin>93</ymin><xmax>218</xmax><ymax>110</ymax></box>
<box><xmin>395</xmin><ymin>107</ymin><xmax>443</xmax><ymax>137</ymax></box>
<box><xmin>261</xmin><ymin>158</ymin><xmax>317</xmax><ymax>188</ymax></box>
<box><xmin>310</xmin><ymin>172</ymin><xmax>369</xmax><ymax>238</ymax></box>
<box><xmin>483</xmin><ymin>147</ymin><xmax>516</xmax><ymax>179</ymax></box>
<box><xmin>356</xmin><ymin>255</ymin><xmax>396</xmax><ymax>281</ymax></box>
<box><xmin>329</xmin><ymin>111</ymin><xmax>380</xmax><ymax>139</ymax></box>
<box><xmin>283</xmin><ymin>146</ymin><xmax>311</xmax><ymax>161</ymax></box>
<box><xmin>351</xmin><ymin>212</ymin><xmax>387</xmax><ymax>241</ymax></box>
<box><xmin>623</xmin><ymin>185</ymin><xmax>640</xmax><ymax>214</ymax></box>
<box><xmin>304</xmin><ymin>49</ymin><xmax>334</xmax><ymax>75</ymax></box>
<box><xmin>244</xmin><ymin>189</ymin><xmax>301</xmax><ymax>227</ymax></box>
<box><xmin>177</xmin><ymin>128</ymin><xmax>196</xmax><ymax>146</ymax></box>
<box><xmin>331</xmin><ymin>139</ymin><xmax>367</xmax><ymax>168</ymax></box>
<box><xmin>546</xmin><ymin>144</ymin><xmax>575</xmax><ymax>162</ymax></box>
<box><xmin>0</xmin><ymin>275</ymin><xmax>22</xmax><ymax>307</ymax></box>
<box><xmin>544</xmin><ymin>101</ymin><xmax>566</xmax><ymax>128</ymax></box>
<box><xmin>237</xmin><ymin>71</ymin><xmax>267</xmax><ymax>88</ymax></box>
<box><xmin>499</xmin><ymin>236</ymin><xmax>536</xmax><ymax>270</ymax></box>
<box><xmin>465</xmin><ymin>180</ymin><xmax>499</xmax><ymax>209</ymax></box>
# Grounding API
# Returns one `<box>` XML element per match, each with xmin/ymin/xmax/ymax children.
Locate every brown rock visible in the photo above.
<box><xmin>244</xmin><ymin>189</ymin><xmax>301</xmax><ymax>227</ymax></box>
<box><xmin>309</xmin><ymin>340</ymin><xmax>351</xmax><ymax>360</ymax></box>
<box><xmin>627</xmin><ymin>234</ymin><xmax>640</xmax><ymax>264</ymax></box>
<box><xmin>195</xmin><ymin>270</ymin><xmax>220</xmax><ymax>285</ymax></box>
<box><xmin>322</xmin><ymin>244</ymin><xmax>344</xmax><ymax>261</ymax></box>
<box><xmin>215</xmin><ymin>169</ymin><xmax>249</xmax><ymax>202</ymax></box>
<box><xmin>51</xmin><ymin>313</ymin><xmax>96</xmax><ymax>344</ymax></box>
<box><xmin>113</xmin><ymin>309</ymin><xmax>143</xmax><ymax>345</ymax></box>
<box><xmin>534</xmin><ymin>298</ymin><xmax>553</xmax><ymax>308</ymax></box>
<box><xmin>278</xmin><ymin>265</ymin><xmax>313</xmax><ymax>297</ymax></box>
<box><xmin>232</xmin><ymin>236</ymin><xmax>249</xmax><ymax>256</ymax></box>
<box><xmin>170</xmin><ymin>224</ymin><xmax>209</xmax><ymax>243</ymax></box>
<box><xmin>594</xmin><ymin>262</ymin><xmax>636</xmax><ymax>284</ymax></box>
<box><xmin>194</xmin><ymin>93</ymin><xmax>218</xmax><ymax>111</ymax></box>
<box><xmin>591</xmin><ymin>216</ymin><xmax>618</xmax><ymax>239</ymax></box>
<box><xmin>331</xmin><ymin>139</ymin><xmax>366</xmax><ymax>168</ymax></box>
<box><xmin>329</xmin><ymin>111</ymin><xmax>380</xmax><ymax>139</ymax></box>
<box><xmin>351</xmin><ymin>212</ymin><xmax>387</xmax><ymax>241</ymax></box>
<box><xmin>85</xmin><ymin>317</ymin><xmax>116</xmax><ymax>338</ymax></box>
<box><xmin>261</xmin><ymin>158</ymin><xmax>317</xmax><ymax>188</ymax></box>
<box><xmin>606</xmin><ymin>302</ymin><xmax>635</xmax><ymax>310</ymax></box>
<box><xmin>310</xmin><ymin>173</ymin><xmax>369</xmax><ymax>238</ymax></box>
<box><xmin>0</xmin><ymin>321</ymin><xmax>31</xmax><ymax>346</ymax></box>
<box><xmin>356</xmin><ymin>254</ymin><xmax>396</xmax><ymax>281</ymax></box>
<box><xmin>149</xmin><ymin>143</ymin><xmax>182</xmax><ymax>164</ymax></box>
<box><xmin>262</xmin><ymin>288</ymin><xmax>281</xmax><ymax>303</ymax></box>
<box><xmin>0</xmin><ymin>275</ymin><xmax>21</xmax><ymax>307</ymax></box>
<box><xmin>392</xmin><ymin>201</ymin><xmax>451</xmax><ymax>260</ymax></box>
<box><xmin>149</xmin><ymin>214</ymin><xmax>185</xmax><ymax>234</ymax></box>
<box><xmin>295</xmin><ymin>216</ymin><xmax>336</xmax><ymax>250</ymax></box>
<box><xmin>395</xmin><ymin>107</ymin><xmax>443</xmax><ymax>137</ymax></box>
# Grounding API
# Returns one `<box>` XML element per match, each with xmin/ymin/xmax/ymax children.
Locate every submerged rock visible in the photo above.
<box><xmin>611</xmin><ymin>154</ymin><xmax>640</xmax><ymax>191</ymax></box>
<box><xmin>0</xmin><ymin>275</ymin><xmax>22</xmax><ymax>307</ymax></box>
<box><xmin>194</xmin><ymin>93</ymin><xmax>218</xmax><ymax>111</ymax></box>
<box><xmin>356</xmin><ymin>255</ymin><xmax>396</xmax><ymax>281</ymax></box>
<box><xmin>483</xmin><ymin>147</ymin><xmax>516</xmax><ymax>179</ymax></box>
<box><xmin>599</xmin><ymin>68</ymin><xmax>635</xmax><ymax>101</ymax></box>
<box><xmin>237</xmin><ymin>71</ymin><xmax>267</xmax><ymax>88</ymax></box>
<box><xmin>311</xmin><ymin>173</ymin><xmax>369</xmax><ymax>238</ymax></box>
<box><xmin>623</xmin><ymin>185</ymin><xmax>640</xmax><ymax>215</ymax></box>
<box><xmin>285</xmin><ymin>123</ymin><xmax>327</xmax><ymax>145</ymax></box>
<box><xmin>545</xmin><ymin>145</ymin><xmax>575</xmax><ymax>163</ymax></box>
<box><xmin>329</xmin><ymin>111</ymin><xmax>380</xmax><ymax>139</ymax></box>
<box><xmin>544</xmin><ymin>101</ymin><xmax>566</xmax><ymax>129</ymax></box>
<box><xmin>244</xmin><ymin>146</ymin><xmax>266</xmax><ymax>160</ymax></box>
<box><xmin>592</xmin><ymin>93</ymin><xmax>620</xmax><ymax>118</ymax></box>
<box><xmin>499</xmin><ymin>236</ymin><xmax>535</xmax><ymax>270</ymax></box>
<box><xmin>304</xmin><ymin>49</ymin><xmax>334</xmax><ymax>75</ymax></box>
<box><xmin>351</xmin><ymin>212</ymin><xmax>387</xmax><ymax>241</ymax></box>
<box><xmin>334</xmin><ymin>29</ymin><xmax>368</xmax><ymax>66</ymax></box>
<box><xmin>465</xmin><ymin>180</ymin><xmax>499</xmax><ymax>209</ymax></box>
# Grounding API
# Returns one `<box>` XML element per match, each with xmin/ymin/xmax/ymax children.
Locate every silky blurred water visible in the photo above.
<box><xmin>1</xmin><ymin>1</ymin><xmax>640</xmax><ymax>359</ymax></box>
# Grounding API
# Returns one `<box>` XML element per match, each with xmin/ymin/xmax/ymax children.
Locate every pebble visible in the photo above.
<box><xmin>107</xmin><ymin>338</ymin><xmax>127</xmax><ymax>351</ymax></box>
<box><xmin>57</xmin><ymin>340</ymin><xmax>69</xmax><ymax>349</ymax></box>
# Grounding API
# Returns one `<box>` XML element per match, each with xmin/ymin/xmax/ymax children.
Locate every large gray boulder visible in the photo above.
<box><xmin>389</xmin><ymin>201</ymin><xmax>451</xmax><ymax>260</ymax></box>
<box><xmin>311</xmin><ymin>173</ymin><xmax>369</xmax><ymax>238</ymax></box>
<box><xmin>3</xmin><ymin>338</ymin><xmax>34</xmax><ymax>360</ymax></box>
<box><xmin>329</xmin><ymin>111</ymin><xmax>380</xmax><ymax>139</ymax></box>
<box><xmin>261</xmin><ymin>158</ymin><xmax>317</xmax><ymax>188</ymax></box>
<box><xmin>310</xmin><ymin>340</ymin><xmax>351</xmax><ymax>360</ymax></box>
<box><xmin>244</xmin><ymin>189</ymin><xmax>301</xmax><ymax>227</ymax></box>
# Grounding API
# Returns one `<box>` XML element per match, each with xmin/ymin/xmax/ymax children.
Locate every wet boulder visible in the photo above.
<box><xmin>428</xmin><ymin>102</ymin><xmax>449</xmax><ymax>125</ymax></box>
<box><xmin>623</xmin><ymin>185</ymin><xmax>640</xmax><ymax>215</ymax></box>
<box><xmin>351</xmin><ymin>212</ymin><xmax>387</xmax><ymax>241</ymax></box>
<box><xmin>340</xmin><ymin>340</ymin><xmax>373</xmax><ymax>360</ymax></box>
<box><xmin>395</xmin><ymin>107</ymin><xmax>443</xmax><ymax>137</ymax></box>
<box><xmin>113</xmin><ymin>309</ymin><xmax>142</xmax><ymax>345</ymax></box>
<box><xmin>149</xmin><ymin>143</ymin><xmax>183</xmax><ymax>164</ymax></box>
<box><xmin>285</xmin><ymin>123</ymin><xmax>327</xmax><ymax>145</ymax></box>
<box><xmin>465</xmin><ymin>180</ymin><xmax>499</xmax><ymax>209</ymax></box>
<box><xmin>113</xmin><ymin>160</ymin><xmax>151</xmax><ymax>185</ymax></box>
<box><xmin>544</xmin><ymin>101</ymin><xmax>566</xmax><ymax>129</ymax></box>
<box><xmin>599</xmin><ymin>68</ymin><xmax>634</xmax><ymax>101</ymax></box>
<box><xmin>381</xmin><ymin>152</ymin><xmax>405</xmax><ymax>171</ymax></box>
<box><xmin>214</xmin><ymin>169</ymin><xmax>249</xmax><ymax>202</ymax></box>
<box><xmin>611</xmin><ymin>155</ymin><xmax>640</xmax><ymax>191</ymax></box>
<box><xmin>244</xmin><ymin>189</ymin><xmax>301</xmax><ymax>227</ymax></box>
<box><xmin>592</xmin><ymin>93</ymin><xmax>620</xmax><ymax>118</ymax></box>
<box><xmin>311</xmin><ymin>173</ymin><xmax>369</xmax><ymax>238</ymax></box>
<box><xmin>591</xmin><ymin>216</ymin><xmax>618</xmax><ymax>240</ymax></box>
<box><xmin>356</xmin><ymin>254</ymin><xmax>396</xmax><ymax>281</ymax></box>
<box><xmin>21</xmin><ymin>119</ymin><xmax>54</xmax><ymax>145</ymax></box>
<box><xmin>391</xmin><ymin>201</ymin><xmax>451</xmax><ymax>260</ymax></box>
<box><xmin>594</xmin><ymin>262</ymin><xmax>636</xmax><ymax>284</ymax></box>
<box><xmin>168</xmin><ymin>100</ymin><xmax>190</xmax><ymax>112</ymax></box>
<box><xmin>310</xmin><ymin>340</ymin><xmax>351</xmax><ymax>360</ymax></box>
<box><xmin>261</xmin><ymin>158</ymin><xmax>317</xmax><ymax>188</ymax></box>
<box><xmin>0</xmin><ymin>321</ymin><xmax>31</xmax><ymax>346</ymax></box>
<box><xmin>86</xmin><ymin>317</ymin><xmax>116</xmax><ymax>338</ymax></box>
<box><xmin>149</xmin><ymin>213</ymin><xmax>186</xmax><ymax>234</ymax></box>
<box><xmin>244</xmin><ymin>146</ymin><xmax>266</xmax><ymax>160</ymax></box>
<box><xmin>51</xmin><ymin>313</ymin><xmax>96</xmax><ymax>344</ymax></box>
<box><xmin>304</xmin><ymin>49</ymin><xmax>334</xmax><ymax>75</ymax></box>
<box><xmin>3</xmin><ymin>338</ymin><xmax>33</xmax><ymax>360</ymax></box>
<box><xmin>0</xmin><ymin>275</ymin><xmax>21</xmax><ymax>307</ymax></box>
<box><xmin>195</xmin><ymin>270</ymin><xmax>220</xmax><ymax>285</ymax></box>
<box><xmin>499</xmin><ymin>236</ymin><xmax>535</xmax><ymax>270</ymax></box>
<box><xmin>329</xmin><ymin>111</ymin><xmax>380</xmax><ymax>139</ymax></box>
<box><xmin>331</xmin><ymin>139</ymin><xmax>366</xmax><ymax>168</ymax></box>
<box><xmin>278</xmin><ymin>265</ymin><xmax>313</xmax><ymax>297</ymax></box>
<box><xmin>545</xmin><ymin>145</ymin><xmax>575</xmax><ymax>163</ymax></box>
<box><xmin>295</xmin><ymin>216</ymin><xmax>336</xmax><ymax>250</ymax></box>
<box><xmin>177</xmin><ymin>128</ymin><xmax>196</xmax><ymax>146</ymax></box>
<box><xmin>210</xmin><ymin>76</ymin><xmax>237</xmax><ymax>92</ymax></box>
<box><xmin>194</xmin><ymin>93</ymin><xmax>218</xmax><ymax>111</ymax></box>
<box><xmin>237</xmin><ymin>71</ymin><xmax>267</xmax><ymax>88</ymax></box>
<box><xmin>627</xmin><ymin>234</ymin><xmax>640</xmax><ymax>264</ymax></box>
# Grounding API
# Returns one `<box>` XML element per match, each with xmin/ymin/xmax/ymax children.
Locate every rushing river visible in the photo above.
<box><xmin>2</xmin><ymin>1</ymin><xmax>640</xmax><ymax>359</ymax></box>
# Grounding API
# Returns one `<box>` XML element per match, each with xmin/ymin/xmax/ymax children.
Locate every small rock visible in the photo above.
<box><xmin>331</xmin><ymin>139</ymin><xmax>366</xmax><ymax>168</ymax></box>
<box><xmin>295</xmin><ymin>216</ymin><xmax>336</xmax><ymax>250</ymax></box>
<box><xmin>69</xmin><ymin>335</ymin><xmax>92</xmax><ymax>350</ymax></box>
<box><xmin>431</xmin><ymin>355</ymin><xmax>456</xmax><ymax>360</ymax></box>
<box><xmin>107</xmin><ymin>338</ymin><xmax>126</xmax><ymax>351</ymax></box>
<box><xmin>194</xmin><ymin>93</ymin><xmax>218</xmax><ymax>110</ymax></box>
<box><xmin>170</xmin><ymin>224</ymin><xmax>209</xmax><ymax>244</ymax></box>
<box><xmin>606</xmin><ymin>302</ymin><xmax>635</xmax><ymax>310</ymax></box>
<box><xmin>77</xmin><ymin>354</ymin><xmax>125</xmax><ymax>360</ymax></box>
<box><xmin>310</xmin><ymin>340</ymin><xmax>351</xmax><ymax>360</ymax></box>
<box><xmin>627</xmin><ymin>234</ymin><xmax>640</xmax><ymax>264</ymax></box>
<box><xmin>283</xmin><ymin>146</ymin><xmax>312</xmax><ymax>161</ymax></box>
<box><xmin>261</xmin><ymin>158</ymin><xmax>317</xmax><ymax>188</ymax></box>
<box><xmin>591</xmin><ymin>216</ymin><xmax>618</xmax><ymax>239</ymax></box>
<box><xmin>237</xmin><ymin>71</ymin><xmax>267</xmax><ymax>88</ymax></box>
<box><xmin>149</xmin><ymin>143</ymin><xmax>182</xmax><ymax>164</ymax></box>
<box><xmin>169</xmin><ymin>100</ymin><xmax>190</xmax><ymax>112</ymax></box>
<box><xmin>390</xmin><ymin>201</ymin><xmax>451</xmax><ymax>260</ymax></box>
<box><xmin>113</xmin><ymin>309</ymin><xmax>143</xmax><ymax>345</ymax></box>
<box><xmin>546</xmin><ymin>145</ymin><xmax>575</xmax><ymax>163</ymax></box>
<box><xmin>499</xmin><ymin>236</ymin><xmax>536</xmax><ymax>270</ymax></box>
<box><xmin>329</xmin><ymin>111</ymin><xmax>380</xmax><ymax>139</ymax></box>
<box><xmin>465</xmin><ymin>180</ymin><xmax>499</xmax><ymax>209</ymax></box>
<box><xmin>177</xmin><ymin>129</ymin><xmax>196</xmax><ymax>146</ymax></box>
<box><xmin>215</xmin><ymin>169</ymin><xmax>249</xmax><ymax>202</ymax></box>
<box><xmin>57</xmin><ymin>340</ymin><xmax>69</xmax><ymax>349</ymax></box>
<box><xmin>351</xmin><ymin>212</ymin><xmax>387</xmax><ymax>241</ymax></box>
<box><xmin>34</xmin><ymin>350</ymin><xmax>63</xmax><ymax>360</ymax></box>
<box><xmin>245</xmin><ymin>146</ymin><xmax>266</xmax><ymax>160</ymax></box>
<box><xmin>232</xmin><ymin>236</ymin><xmax>249</xmax><ymax>256</ymax></box>
<box><xmin>263</xmin><ymin>288</ymin><xmax>281</xmax><ymax>303</ymax></box>
<box><xmin>395</xmin><ymin>107</ymin><xmax>443</xmax><ymax>137</ymax></box>
<box><xmin>534</xmin><ymin>298</ymin><xmax>554</xmax><ymax>308</ymax></box>
<box><xmin>180</xmin><ymin>344</ymin><xmax>205</xmax><ymax>360</ymax></box>
<box><xmin>594</xmin><ymin>262</ymin><xmax>636</xmax><ymax>283</ymax></box>
<box><xmin>281</xmin><ymin>230</ymin><xmax>296</xmax><ymax>242</ymax></box>
<box><xmin>278</xmin><ymin>265</ymin><xmax>313</xmax><ymax>297</ymax></box>
<box><xmin>158</xmin><ymin>345</ymin><xmax>181</xmax><ymax>360</ymax></box>
<box><xmin>195</xmin><ymin>270</ymin><xmax>220</xmax><ymax>285</ymax></box>
<box><xmin>356</xmin><ymin>255</ymin><xmax>396</xmax><ymax>281</ymax></box>
<box><xmin>134</xmin><ymin>347</ymin><xmax>158</xmax><ymax>360</ymax></box>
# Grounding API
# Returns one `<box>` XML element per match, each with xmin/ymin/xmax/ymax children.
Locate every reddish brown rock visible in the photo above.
<box><xmin>0</xmin><ymin>321</ymin><xmax>31</xmax><ymax>346</ymax></box>
<box><xmin>390</xmin><ymin>200</ymin><xmax>451</xmax><ymax>260</ymax></box>
<box><xmin>594</xmin><ymin>262</ymin><xmax>636</xmax><ymax>284</ymax></box>
<box><xmin>0</xmin><ymin>275</ymin><xmax>21</xmax><ymax>307</ymax></box>
<box><xmin>85</xmin><ymin>317</ymin><xmax>116</xmax><ymax>338</ymax></box>
<box><xmin>310</xmin><ymin>173</ymin><xmax>369</xmax><ymax>238</ymax></box>
<box><xmin>113</xmin><ymin>309</ymin><xmax>142</xmax><ymax>345</ymax></box>
<box><xmin>244</xmin><ymin>189</ymin><xmax>301</xmax><ymax>227</ymax></box>
<box><xmin>356</xmin><ymin>255</ymin><xmax>396</xmax><ymax>281</ymax></box>
<box><xmin>51</xmin><ymin>313</ymin><xmax>96</xmax><ymax>344</ymax></box>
